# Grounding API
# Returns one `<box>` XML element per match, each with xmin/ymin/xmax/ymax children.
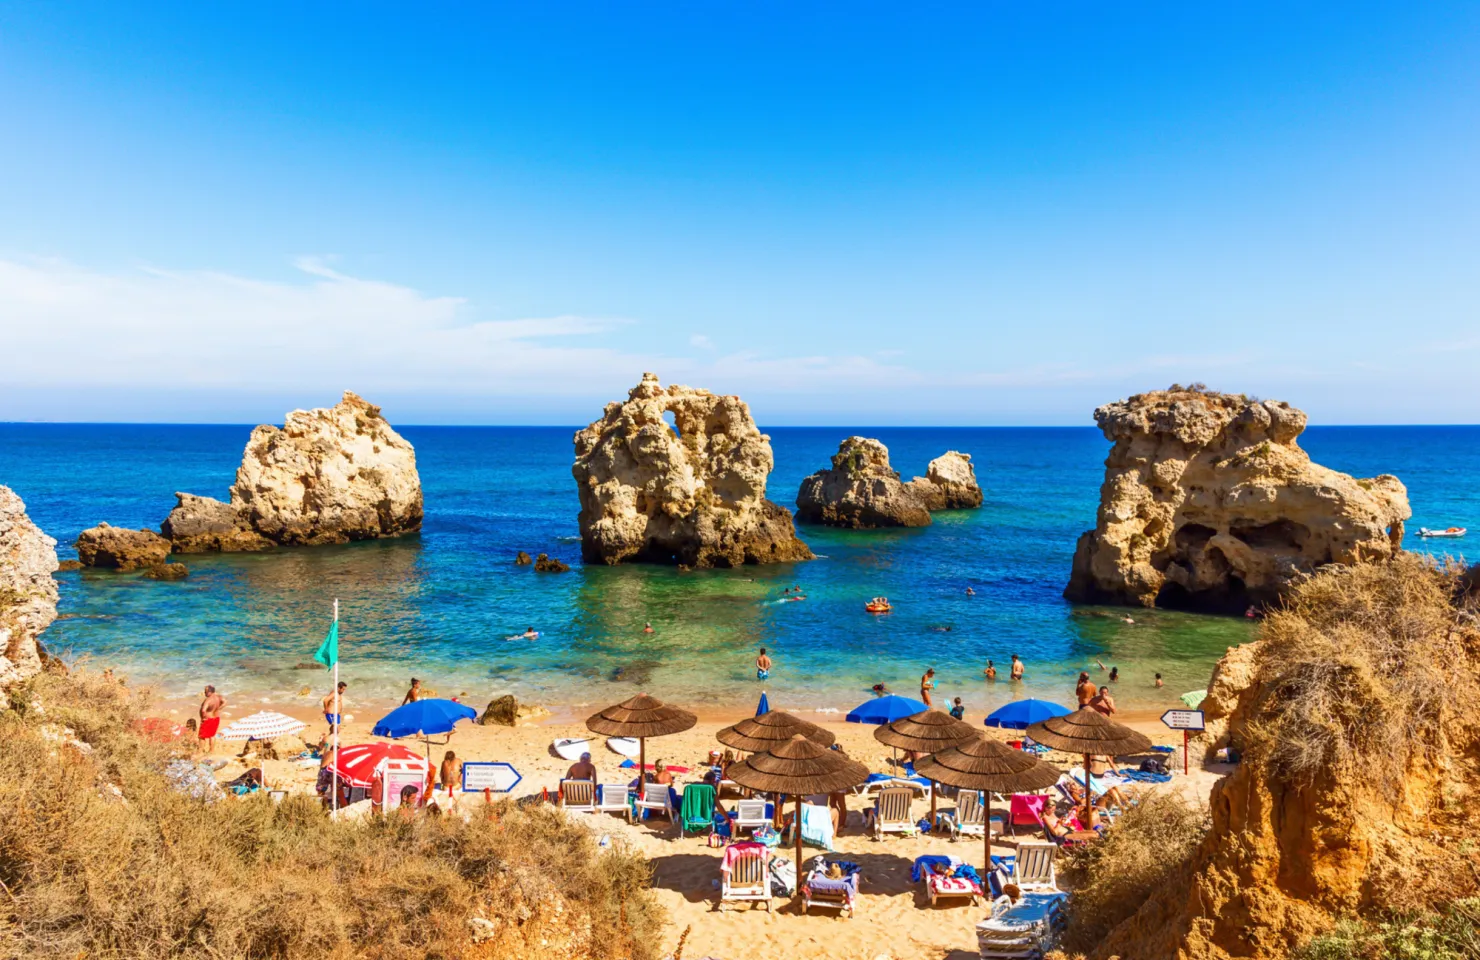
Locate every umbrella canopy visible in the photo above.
<box><xmin>217</xmin><ymin>711</ymin><xmax>308</xmax><ymax>742</ymax></box>
<box><xmin>332</xmin><ymin>742</ymin><xmax>430</xmax><ymax>788</ymax></box>
<box><xmin>914</xmin><ymin>736</ymin><xmax>1062</xmax><ymax>794</ymax></box>
<box><xmin>846</xmin><ymin>694</ymin><xmax>928</xmax><ymax>724</ymax></box>
<box><xmin>1181</xmin><ymin>689</ymin><xmax>1208</xmax><ymax>709</ymax></box>
<box><xmin>756</xmin><ymin>691</ymin><xmax>770</xmax><ymax>716</ymax></box>
<box><xmin>1025</xmin><ymin>708</ymin><xmax>1154</xmax><ymax>757</ymax></box>
<box><xmin>717</xmin><ymin>710</ymin><xmax>836</xmax><ymax>754</ymax></box>
<box><xmin>873</xmin><ymin>709</ymin><xmax>978</xmax><ymax>754</ymax></box>
<box><xmin>373</xmin><ymin>698</ymin><xmax>478</xmax><ymax>739</ymax></box>
<box><xmin>983</xmin><ymin>698</ymin><xmax>1071</xmax><ymax>730</ymax></box>
<box><xmin>726</xmin><ymin>734</ymin><xmax>870</xmax><ymax>797</ymax></box>
<box><xmin>586</xmin><ymin>693</ymin><xmax>698</xmax><ymax>739</ymax></box>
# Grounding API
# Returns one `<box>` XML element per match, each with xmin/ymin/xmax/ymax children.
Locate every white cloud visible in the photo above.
<box><xmin>688</xmin><ymin>333</ymin><xmax>714</xmax><ymax>350</ymax></box>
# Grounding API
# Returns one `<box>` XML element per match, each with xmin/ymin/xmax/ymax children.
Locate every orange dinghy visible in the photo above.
<box><xmin>865</xmin><ymin>597</ymin><xmax>893</xmax><ymax>613</ymax></box>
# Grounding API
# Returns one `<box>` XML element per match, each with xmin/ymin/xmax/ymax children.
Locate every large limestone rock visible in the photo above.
<box><xmin>75</xmin><ymin>523</ymin><xmax>171</xmax><ymax>571</ymax></box>
<box><xmin>573</xmin><ymin>373</ymin><xmax>813</xmax><ymax>567</ymax></box>
<box><xmin>0</xmin><ymin>487</ymin><xmax>59</xmax><ymax>689</ymax></box>
<box><xmin>905</xmin><ymin>450</ymin><xmax>983</xmax><ymax>510</ymax></box>
<box><xmin>1065</xmin><ymin>388</ymin><xmax>1410</xmax><ymax>611</ymax></box>
<box><xmin>796</xmin><ymin>437</ymin><xmax>933</xmax><ymax>528</ymax></box>
<box><xmin>163</xmin><ymin>392</ymin><xmax>423</xmax><ymax>551</ymax></box>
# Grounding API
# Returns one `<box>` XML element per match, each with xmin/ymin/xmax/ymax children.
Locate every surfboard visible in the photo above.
<box><xmin>606</xmin><ymin>736</ymin><xmax>640</xmax><ymax>757</ymax></box>
<box><xmin>552</xmin><ymin>737</ymin><xmax>590</xmax><ymax>761</ymax></box>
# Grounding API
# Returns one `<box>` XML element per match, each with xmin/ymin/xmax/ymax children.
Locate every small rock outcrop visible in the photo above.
<box><xmin>1065</xmin><ymin>387</ymin><xmax>1410</xmax><ymax>612</ymax></box>
<box><xmin>533</xmin><ymin>553</ymin><xmax>569</xmax><ymax>573</ymax></box>
<box><xmin>0</xmin><ymin>487</ymin><xmax>59</xmax><ymax>690</ymax></box>
<box><xmin>514</xmin><ymin>551</ymin><xmax>532</xmax><ymax>566</ymax></box>
<box><xmin>480</xmin><ymin>695</ymin><xmax>519</xmax><ymax>726</ymax></box>
<box><xmin>143</xmin><ymin>563</ymin><xmax>190</xmax><ymax>581</ymax></box>
<box><xmin>75</xmin><ymin>524</ymin><xmax>171</xmax><ymax>571</ymax></box>
<box><xmin>164</xmin><ymin>392</ymin><xmax>423</xmax><ymax>552</ymax></box>
<box><xmin>795</xmin><ymin>437</ymin><xmax>933</xmax><ymax>528</ymax></box>
<box><xmin>572</xmin><ymin>374</ymin><xmax>813</xmax><ymax>567</ymax></box>
<box><xmin>905</xmin><ymin>451</ymin><xmax>983</xmax><ymax>510</ymax></box>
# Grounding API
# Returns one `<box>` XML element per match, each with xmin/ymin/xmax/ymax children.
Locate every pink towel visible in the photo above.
<box><xmin>1009</xmin><ymin>793</ymin><xmax>1047</xmax><ymax>825</ymax></box>
<box><xmin>722</xmin><ymin>841</ymin><xmax>767</xmax><ymax>874</ymax></box>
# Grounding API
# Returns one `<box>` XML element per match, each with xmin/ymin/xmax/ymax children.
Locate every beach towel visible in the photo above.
<box><xmin>911</xmin><ymin>855</ymin><xmax>962</xmax><ymax>882</ymax></box>
<box><xmin>1117</xmin><ymin>768</ymin><xmax>1173</xmax><ymax>784</ymax></box>
<box><xmin>799</xmin><ymin>802</ymin><xmax>834</xmax><ymax>851</ymax></box>
<box><xmin>769</xmin><ymin>856</ymin><xmax>796</xmax><ymax>897</ymax></box>
<box><xmin>721</xmin><ymin>841</ymin><xmax>766</xmax><ymax>874</ymax></box>
<box><xmin>679</xmin><ymin>784</ymin><xmax>716</xmax><ymax>835</ymax></box>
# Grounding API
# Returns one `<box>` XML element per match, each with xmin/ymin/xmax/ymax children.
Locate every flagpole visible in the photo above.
<box><xmin>332</xmin><ymin>598</ymin><xmax>340</xmax><ymax>817</ymax></box>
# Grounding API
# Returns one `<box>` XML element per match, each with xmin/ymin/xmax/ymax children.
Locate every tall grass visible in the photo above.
<box><xmin>0</xmin><ymin>670</ymin><xmax>663</xmax><ymax>960</ymax></box>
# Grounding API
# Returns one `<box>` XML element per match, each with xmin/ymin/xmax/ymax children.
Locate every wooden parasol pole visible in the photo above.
<box><xmin>1082</xmin><ymin>752</ymin><xmax>1093</xmax><ymax>826</ymax></box>
<box><xmin>984</xmin><ymin>792</ymin><xmax>992</xmax><ymax>874</ymax></box>
<box><xmin>794</xmin><ymin>793</ymin><xmax>804</xmax><ymax>881</ymax></box>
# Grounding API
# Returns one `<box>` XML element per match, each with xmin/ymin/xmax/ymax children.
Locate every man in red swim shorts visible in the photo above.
<box><xmin>198</xmin><ymin>684</ymin><xmax>226</xmax><ymax>753</ymax></box>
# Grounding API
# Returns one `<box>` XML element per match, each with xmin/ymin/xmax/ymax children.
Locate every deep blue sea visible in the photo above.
<box><xmin>1</xmin><ymin>424</ymin><xmax>1475</xmax><ymax>716</ymax></box>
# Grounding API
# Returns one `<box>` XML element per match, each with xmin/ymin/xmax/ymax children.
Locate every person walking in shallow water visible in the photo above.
<box><xmin>984</xmin><ymin>659</ymin><xmax>997</xmax><ymax>681</ymax></box>
<box><xmin>1010</xmin><ymin>655</ymin><xmax>1024</xmax><ymax>681</ymax></box>
<box><xmin>920</xmin><ymin>668</ymin><xmax>936</xmax><ymax>707</ymax></box>
<box><xmin>756</xmin><ymin>648</ymin><xmax>772</xmax><ymax>680</ymax></box>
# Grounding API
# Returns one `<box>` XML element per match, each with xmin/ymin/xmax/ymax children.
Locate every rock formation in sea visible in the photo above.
<box><xmin>795</xmin><ymin>437</ymin><xmax>934</xmax><ymax>528</ymax></box>
<box><xmin>75</xmin><ymin>524</ymin><xmax>171</xmax><ymax>571</ymax></box>
<box><xmin>514</xmin><ymin>551</ymin><xmax>532</xmax><ymax>566</ymax></box>
<box><xmin>163</xmin><ymin>392</ymin><xmax>423</xmax><ymax>552</ymax></box>
<box><xmin>904</xmin><ymin>450</ymin><xmax>984</xmax><ymax>511</ymax></box>
<box><xmin>532</xmin><ymin>553</ymin><xmax>569</xmax><ymax>573</ymax></box>
<box><xmin>142</xmin><ymin>562</ymin><xmax>190</xmax><ymax>581</ymax></box>
<box><xmin>1064</xmin><ymin>387</ymin><xmax>1410</xmax><ymax>612</ymax></box>
<box><xmin>0</xmin><ymin>486</ymin><xmax>59</xmax><ymax>690</ymax></box>
<box><xmin>572</xmin><ymin>373</ymin><xmax>813</xmax><ymax>567</ymax></box>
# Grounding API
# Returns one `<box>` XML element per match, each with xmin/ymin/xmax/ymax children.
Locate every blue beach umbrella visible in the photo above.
<box><xmin>846</xmin><ymin>694</ymin><xmax>929</xmax><ymax>725</ymax></box>
<box><xmin>984</xmin><ymin>699</ymin><xmax>1071</xmax><ymax>731</ymax></box>
<box><xmin>756</xmin><ymin>691</ymin><xmax>770</xmax><ymax>716</ymax></box>
<box><xmin>373</xmin><ymin>698</ymin><xmax>479</xmax><ymax>739</ymax></box>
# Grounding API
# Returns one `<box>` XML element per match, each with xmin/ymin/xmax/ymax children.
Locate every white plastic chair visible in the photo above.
<box><xmin>629</xmin><ymin>781</ymin><xmax>674</xmax><ymax>823</ymax></box>
<box><xmin>1011</xmin><ymin>840</ymin><xmax>1058</xmax><ymax>893</ymax></box>
<box><xmin>731</xmin><ymin>799</ymin><xmax>769</xmax><ymax>833</ymax></box>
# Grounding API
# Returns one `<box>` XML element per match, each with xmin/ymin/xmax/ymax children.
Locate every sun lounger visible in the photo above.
<box><xmin>801</xmin><ymin>859</ymin><xmax>860</xmax><ymax>917</ymax></box>
<box><xmin>871</xmin><ymin>785</ymin><xmax>916</xmax><ymax>839</ymax></box>
<box><xmin>594</xmin><ymin>783</ymin><xmax>631</xmax><ymax>816</ymax></box>
<box><xmin>679</xmin><ymin>783</ymin><xmax>716</xmax><ymax>836</ymax></box>
<box><xmin>731</xmin><ymin>798</ymin><xmax>770</xmax><ymax>834</ymax></box>
<box><xmin>944</xmin><ymin>790</ymin><xmax>988</xmax><ymax>840</ymax></box>
<box><xmin>1011</xmin><ymin>841</ymin><xmax>1059</xmax><ymax>893</ymax></box>
<box><xmin>559</xmin><ymin>779</ymin><xmax>597</xmax><ymax>813</ymax></box>
<box><xmin>630</xmin><ymin>781</ymin><xmax>675</xmax><ymax>824</ymax></box>
<box><xmin>913</xmin><ymin>855</ymin><xmax>983</xmax><ymax>907</ymax></box>
<box><xmin>719</xmin><ymin>841</ymin><xmax>772</xmax><ymax>912</ymax></box>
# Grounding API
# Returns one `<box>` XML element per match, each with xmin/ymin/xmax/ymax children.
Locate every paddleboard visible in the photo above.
<box><xmin>606</xmin><ymin>737</ymin><xmax>640</xmax><ymax>757</ymax></box>
<box><xmin>553</xmin><ymin>737</ymin><xmax>590</xmax><ymax>761</ymax></box>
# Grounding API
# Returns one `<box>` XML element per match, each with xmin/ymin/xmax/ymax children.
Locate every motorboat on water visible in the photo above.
<box><xmin>1418</xmin><ymin>526</ymin><xmax>1467</xmax><ymax>538</ymax></box>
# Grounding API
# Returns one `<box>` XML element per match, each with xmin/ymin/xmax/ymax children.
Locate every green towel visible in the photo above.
<box><xmin>679</xmin><ymin>784</ymin><xmax>716</xmax><ymax>834</ymax></box>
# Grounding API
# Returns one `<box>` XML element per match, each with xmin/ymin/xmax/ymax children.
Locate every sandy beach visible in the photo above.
<box><xmin>155</xmin><ymin>690</ymin><xmax>1223</xmax><ymax>960</ymax></box>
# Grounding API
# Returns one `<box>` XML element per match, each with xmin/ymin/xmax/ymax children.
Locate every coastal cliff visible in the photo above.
<box><xmin>572</xmin><ymin>373</ymin><xmax>813</xmax><ymax>567</ymax></box>
<box><xmin>1065</xmin><ymin>387</ymin><xmax>1409</xmax><ymax>612</ymax></box>
<box><xmin>795</xmin><ymin>437</ymin><xmax>933</xmax><ymax>528</ymax></box>
<box><xmin>163</xmin><ymin>392</ymin><xmax>423</xmax><ymax>552</ymax></box>
<box><xmin>0</xmin><ymin>486</ymin><xmax>58</xmax><ymax>690</ymax></box>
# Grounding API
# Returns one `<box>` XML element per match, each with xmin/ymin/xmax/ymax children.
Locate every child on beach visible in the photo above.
<box><xmin>756</xmin><ymin>648</ymin><xmax>772</xmax><ymax>680</ymax></box>
<box><xmin>949</xmin><ymin>697</ymin><xmax>965</xmax><ymax>720</ymax></box>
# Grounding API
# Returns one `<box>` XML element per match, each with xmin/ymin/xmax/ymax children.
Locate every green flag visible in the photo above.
<box><xmin>313</xmin><ymin>620</ymin><xmax>339</xmax><ymax>669</ymax></box>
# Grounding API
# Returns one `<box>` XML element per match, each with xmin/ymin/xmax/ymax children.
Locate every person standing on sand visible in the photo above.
<box><xmin>756</xmin><ymin>647</ymin><xmax>772</xmax><ymax>680</ymax></box>
<box><xmin>920</xmin><ymin>668</ymin><xmax>936</xmax><ymax>707</ymax></box>
<box><xmin>322</xmin><ymin>681</ymin><xmax>346</xmax><ymax>735</ymax></box>
<box><xmin>1010</xmin><ymin>655</ymin><xmax>1024</xmax><ymax>681</ymax></box>
<box><xmin>440</xmin><ymin>750</ymin><xmax>461</xmax><ymax>790</ymax></box>
<box><xmin>402</xmin><ymin>677</ymin><xmax>422</xmax><ymax>705</ymax></box>
<box><xmin>198</xmin><ymin>685</ymin><xmax>225</xmax><ymax>753</ymax></box>
<box><xmin>1076</xmin><ymin>672</ymin><xmax>1097</xmax><ymax>707</ymax></box>
<box><xmin>984</xmin><ymin>660</ymin><xmax>997</xmax><ymax>681</ymax></box>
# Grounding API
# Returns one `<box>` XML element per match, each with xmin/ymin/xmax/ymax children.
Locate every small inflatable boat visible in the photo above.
<box><xmin>1419</xmin><ymin>527</ymin><xmax>1467</xmax><ymax>538</ymax></box>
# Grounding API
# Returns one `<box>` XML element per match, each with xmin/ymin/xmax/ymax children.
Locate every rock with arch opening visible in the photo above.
<box><xmin>1064</xmin><ymin>386</ymin><xmax>1409</xmax><ymax>612</ymax></box>
<box><xmin>572</xmin><ymin>373</ymin><xmax>813</xmax><ymax>567</ymax></box>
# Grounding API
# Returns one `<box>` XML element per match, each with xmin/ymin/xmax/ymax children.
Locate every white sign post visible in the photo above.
<box><xmin>1160</xmin><ymin>709</ymin><xmax>1206</xmax><ymax>775</ymax></box>
<box><xmin>462</xmin><ymin>761</ymin><xmax>522</xmax><ymax>795</ymax></box>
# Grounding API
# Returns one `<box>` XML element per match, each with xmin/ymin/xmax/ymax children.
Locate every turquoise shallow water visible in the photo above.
<box><xmin>2</xmin><ymin>423</ymin><xmax>1475</xmax><ymax>716</ymax></box>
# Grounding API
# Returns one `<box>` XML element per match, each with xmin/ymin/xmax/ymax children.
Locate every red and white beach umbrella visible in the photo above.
<box><xmin>216</xmin><ymin>711</ymin><xmax>308</xmax><ymax>742</ymax></box>
<box><xmin>332</xmin><ymin>742</ymin><xmax>429</xmax><ymax>788</ymax></box>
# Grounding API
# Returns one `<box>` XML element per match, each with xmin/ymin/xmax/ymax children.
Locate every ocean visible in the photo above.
<box><xmin>2</xmin><ymin>423</ymin><xmax>1475</xmax><ymax>716</ymax></box>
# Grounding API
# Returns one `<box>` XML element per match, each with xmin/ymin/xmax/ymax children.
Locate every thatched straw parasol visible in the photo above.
<box><xmin>725</xmin><ymin>735</ymin><xmax>870</xmax><ymax>879</ymax></box>
<box><xmin>873</xmin><ymin>709</ymin><xmax>978</xmax><ymax>824</ymax></box>
<box><xmin>1026</xmin><ymin>708</ymin><xmax>1152</xmax><ymax>823</ymax></box>
<box><xmin>914</xmin><ymin>735</ymin><xmax>1061</xmax><ymax>870</ymax></box>
<box><xmin>586</xmin><ymin>693</ymin><xmax>698</xmax><ymax>786</ymax></box>
<box><xmin>717</xmin><ymin>711</ymin><xmax>836</xmax><ymax>754</ymax></box>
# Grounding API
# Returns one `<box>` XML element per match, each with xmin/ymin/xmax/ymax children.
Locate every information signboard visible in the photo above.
<box><xmin>462</xmin><ymin>761</ymin><xmax>522</xmax><ymax>794</ymax></box>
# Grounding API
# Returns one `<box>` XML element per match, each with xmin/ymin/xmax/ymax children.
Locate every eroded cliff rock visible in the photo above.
<box><xmin>905</xmin><ymin>450</ymin><xmax>983</xmax><ymax>510</ymax></box>
<box><xmin>795</xmin><ymin>437</ymin><xmax>933</xmax><ymax>528</ymax></box>
<box><xmin>163</xmin><ymin>392</ymin><xmax>422</xmax><ymax>551</ymax></box>
<box><xmin>0</xmin><ymin>487</ymin><xmax>59</xmax><ymax>689</ymax></box>
<box><xmin>572</xmin><ymin>373</ymin><xmax>813</xmax><ymax>567</ymax></box>
<box><xmin>75</xmin><ymin>524</ymin><xmax>171</xmax><ymax>571</ymax></box>
<box><xmin>1065</xmin><ymin>388</ymin><xmax>1409</xmax><ymax>612</ymax></box>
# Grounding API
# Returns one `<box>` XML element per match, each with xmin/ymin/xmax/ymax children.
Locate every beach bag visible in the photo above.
<box><xmin>769</xmin><ymin>857</ymin><xmax>796</xmax><ymax>897</ymax></box>
<box><xmin>1140</xmin><ymin>757</ymin><xmax>1168</xmax><ymax>775</ymax></box>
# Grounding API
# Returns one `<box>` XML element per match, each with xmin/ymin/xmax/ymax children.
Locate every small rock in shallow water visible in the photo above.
<box><xmin>143</xmin><ymin>562</ymin><xmax>189</xmax><ymax>581</ymax></box>
<box><xmin>533</xmin><ymin>553</ymin><xmax>569</xmax><ymax>573</ymax></box>
<box><xmin>515</xmin><ymin>550</ymin><xmax>532</xmax><ymax>565</ymax></box>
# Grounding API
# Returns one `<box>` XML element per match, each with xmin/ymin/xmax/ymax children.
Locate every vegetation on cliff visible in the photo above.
<box><xmin>0</xmin><ymin>670</ymin><xmax>662</xmax><ymax>960</ymax></box>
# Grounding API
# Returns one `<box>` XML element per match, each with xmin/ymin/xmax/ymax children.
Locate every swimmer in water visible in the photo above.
<box><xmin>522</xmin><ymin>626</ymin><xmax>539</xmax><ymax>640</ymax></box>
<box><xmin>984</xmin><ymin>660</ymin><xmax>997</xmax><ymax>681</ymax></box>
<box><xmin>1109</xmin><ymin>666</ymin><xmax>1119</xmax><ymax>683</ymax></box>
<box><xmin>871</xmin><ymin>682</ymin><xmax>889</xmax><ymax>696</ymax></box>
<box><xmin>1154</xmin><ymin>672</ymin><xmax>1164</xmax><ymax>688</ymax></box>
<box><xmin>965</xmin><ymin>586</ymin><xmax>975</xmax><ymax>596</ymax></box>
<box><xmin>643</xmin><ymin>622</ymin><xmax>654</xmax><ymax>634</ymax></box>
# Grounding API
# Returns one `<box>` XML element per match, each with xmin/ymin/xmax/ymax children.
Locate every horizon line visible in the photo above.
<box><xmin>4</xmin><ymin>420</ymin><xmax>1480</xmax><ymax>430</ymax></box>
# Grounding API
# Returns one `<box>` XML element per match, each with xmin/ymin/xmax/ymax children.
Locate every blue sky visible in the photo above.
<box><xmin>2</xmin><ymin>3</ymin><xmax>1478</xmax><ymax>425</ymax></box>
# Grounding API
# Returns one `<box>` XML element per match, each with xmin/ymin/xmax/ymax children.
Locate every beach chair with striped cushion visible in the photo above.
<box><xmin>629</xmin><ymin>781</ymin><xmax>675</xmax><ymax>824</ymax></box>
<box><xmin>559</xmin><ymin>779</ymin><xmax>596</xmax><ymax>813</ymax></box>
<box><xmin>719</xmin><ymin>842</ymin><xmax>772</xmax><ymax>912</ymax></box>
<box><xmin>871</xmin><ymin>785</ymin><xmax>915</xmax><ymax>839</ymax></box>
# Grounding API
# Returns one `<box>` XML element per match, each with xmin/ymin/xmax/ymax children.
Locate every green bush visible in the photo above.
<box><xmin>1295</xmin><ymin>901</ymin><xmax>1480</xmax><ymax>960</ymax></box>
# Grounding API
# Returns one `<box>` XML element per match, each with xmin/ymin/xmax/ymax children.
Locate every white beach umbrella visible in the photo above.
<box><xmin>217</xmin><ymin>711</ymin><xmax>307</xmax><ymax>742</ymax></box>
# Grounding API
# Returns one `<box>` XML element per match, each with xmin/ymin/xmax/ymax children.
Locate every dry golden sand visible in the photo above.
<box><xmin>155</xmin><ymin>694</ymin><xmax>1219</xmax><ymax>960</ymax></box>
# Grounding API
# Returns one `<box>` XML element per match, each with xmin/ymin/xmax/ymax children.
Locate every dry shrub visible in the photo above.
<box><xmin>1057</xmin><ymin>792</ymin><xmax>1208</xmax><ymax>952</ymax></box>
<box><xmin>1245</xmin><ymin>554</ymin><xmax>1471</xmax><ymax>797</ymax></box>
<box><xmin>0</xmin><ymin>670</ymin><xmax>662</xmax><ymax>960</ymax></box>
<box><xmin>1294</xmin><ymin>900</ymin><xmax>1480</xmax><ymax>960</ymax></box>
